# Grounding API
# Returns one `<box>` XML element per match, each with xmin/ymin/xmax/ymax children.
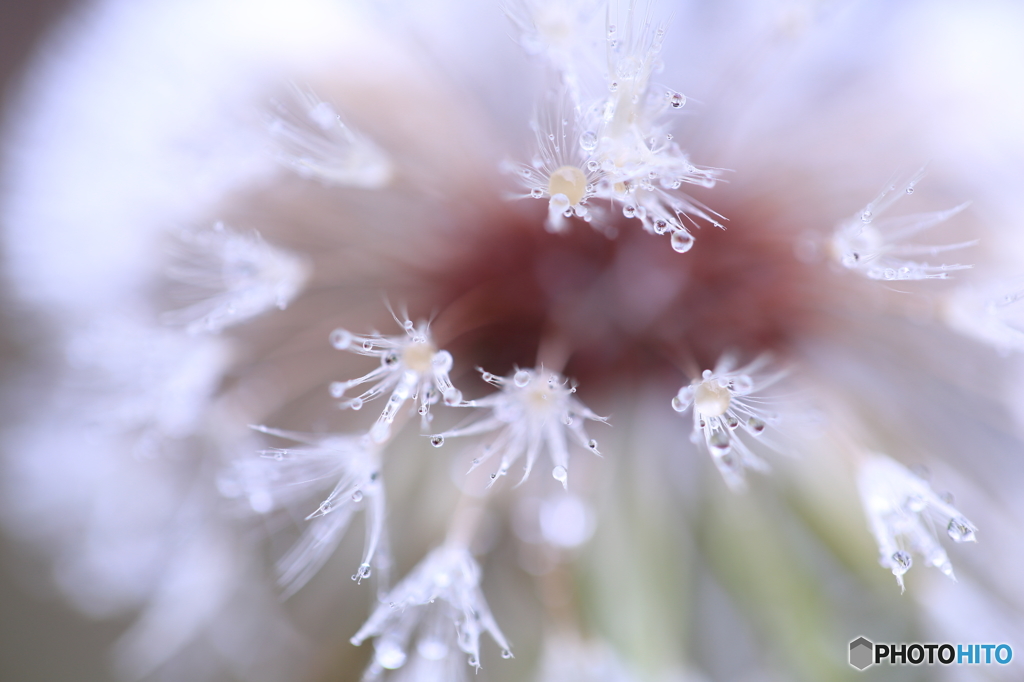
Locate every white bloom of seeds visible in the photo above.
<box><xmin>226</xmin><ymin>426</ymin><xmax>387</xmax><ymax>597</ymax></box>
<box><xmin>329</xmin><ymin>319</ymin><xmax>466</xmax><ymax>443</ymax></box>
<box><xmin>350</xmin><ymin>546</ymin><xmax>512</xmax><ymax>675</ymax></box>
<box><xmin>513</xmin><ymin>92</ymin><xmax>601</xmax><ymax>234</ymax></box>
<box><xmin>267</xmin><ymin>86</ymin><xmax>392</xmax><ymax>188</ymax></box>
<box><xmin>513</xmin><ymin>7</ymin><xmax>723</xmax><ymax>251</ymax></box>
<box><xmin>831</xmin><ymin>169</ymin><xmax>975</xmax><ymax>280</ymax></box>
<box><xmin>671</xmin><ymin>355</ymin><xmax>783</xmax><ymax>491</ymax></box>
<box><xmin>434</xmin><ymin>367</ymin><xmax>607</xmax><ymax>489</ymax></box>
<box><xmin>857</xmin><ymin>453</ymin><xmax>977</xmax><ymax>593</ymax></box>
<box><xmin>162</xmin><ymin>222</ymin><xmax>310</xmax><ymax>335</ymax></box>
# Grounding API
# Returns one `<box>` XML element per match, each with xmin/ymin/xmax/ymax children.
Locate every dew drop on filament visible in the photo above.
<box><xmin>891</xmin><ymin>551</ymin><xmax>912</xmax><ymax>574</ymax></box>
<box><xmin>375</xmin><ymin>640</ymin><xmax>407</xmax><ymax>670</ymax></box>
<box><xmin>947</xmin><ymin>517</ymin><xmax>976</xmax><ymax>542</ymax></box>
<box><xmin>670</xmin><ymin>229</ymin><xmax>694</xmax><ymax>253</ymax></box>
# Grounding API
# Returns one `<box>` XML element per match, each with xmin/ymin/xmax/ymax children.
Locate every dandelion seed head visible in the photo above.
<box><xmin>4</xmin><ymin>0</ymin><xmax>1017</xmax><ymax>679</ymax></box>
<box><xmin>858</xmin><ymin>454</ymin><xmax>977</xmax><ymax>592</ymax></box>
<box><xmin>268</xmin><ymin>86</ymin><xmax>392</xmax><ymax>188</ymax></box>
<box><xmin>350</xmin><ymin>546</ymin><xmax>510</xmax><ymax>674</ymax></box>
<box><xmin>673</xmin><ymin>355</ymin><xmax>782</xmax><ymax>490</ymax></box>
<box><xmin>329</xmin><ymin>318</ymin><xmax>465</xmax><ymax>435</ymax></box>
<box><xmin>163</xmin><ymin>223</ymin><xmax>310</xmax><ymax>334</ymax></box>
<box><xmin>832</xmin><ymin>171</ymin><xmax>974</xmax><ymax>281</ymax></box>
<box><xmin>437</xmin><ymin>367</ymin><xmax>605</xmax><ymax>489</ymax></box>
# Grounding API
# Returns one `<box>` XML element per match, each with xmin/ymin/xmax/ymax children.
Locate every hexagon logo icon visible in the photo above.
<box><xmin>849</xmin><ymin>636</ymin><xmax>874</xmax><ymax>670</ymax></box>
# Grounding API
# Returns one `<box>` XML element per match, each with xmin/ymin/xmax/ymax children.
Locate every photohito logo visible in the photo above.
<box><xmin>849</xmin><ymin>636</ymin><xmax>1012</xmax><ymax>670</ymax></box>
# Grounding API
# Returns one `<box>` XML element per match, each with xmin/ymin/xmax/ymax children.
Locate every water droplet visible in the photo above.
<box><xmin>530</xmin><ymin>187</ymin><xmax>544</xmax><ymax>198</ymax></box>
<box><xmin>725</xmin><ymin>414</ymin><xmax>739</xmax><ymax>429</ymax></box>
<box><xmin>351</xmin><ymin>562</ymin><xmax>371</xmax><ymax>582</ymax></box>
<box><xmin>580</xmin><ymin>130</ymin><xmax>598</xmax><ymax>152</ymax></box>
<box><xmin>351</xmin><ymin>490</ymin><xmax>363</xmax><ymax>502</ymax></box>
<box><xmin>443</xmin><ymin>387</ymin><xmax>463</xmax><ymax>405</ymax></box>
<box><xmin>891</xmin><ymin>550</ymin><xmax>912</xmax><ymax>574</ymax></box>
<box><xmin>747</xmin><ymin>417</ymin><xmax>766</xmax><ymax>434</ymax></box>
<box><xmin>653</xmin><ymin>218</ymin><xmax>669</xmax><ymax>234</ymax></box>
<box><xmin>562</xmin><ymin>414</ymin><xmax>573</xmax><ymax>425</ymax></box>
<box><xmin>588</xmin><ymin>439</ymin><xmax>599</xmax><ymax>451</ymax></box>
<box><xmin>947</xmin><ymin>517</ymin><xmax>976</xmax><ymax>542</ymax></box>
<box><xmin>609</xmin><ymin>81</ymin><xmax>618</xmax><ymax>92</ymax></box>
<box><xmin>362</xmin><ymin>340</ymin><xmax>375</xmax><ymax>351</ymax></box>
<box><xmin>906</xmin><ymin>186</ymin><xmax>915</xmax><ymax>194</ymax></box>
<box><xmin>607</xmin><ymin>24</ymin><xmax>616</xmax><ymax>36</ymax></box>
<box><xmin>418</xmin><ymin>404</ymin><xmax>429</xmax><ymax>415</ymax></box>
<box><xmin>468</xmin><ymin>655</ymin><xmax>479</xmax><ymax>668</ymax></box>
<box><xmin>939</xmin><ymin>491</ymin><xmax>955</xmax><ymax>505</ymax></box>
<box><xmin>330</xmin><ymin>329</ymin><xmax>352</xmax><ymax>350</ymax></box>
<box><xmin>430</xmin><ymin>435</ymin><xmax>444</xmax><ymax>448</ymax></box>
<box><xmin>417</xmin><ymin>638</ymin><xmax>449</xmax><ymax>660</ymax></box>
<box><xmin>330</xmin><ymin>381</ymin><xmax>346</xmax><ymax>398</ymax></box>
<box><xmin>861</xmin><ymin>211</ymin><xmax>873</xmax><ymax>223</ymax></box>
<box><xmin>383</xmin><ymin>351</ymin><xmax>400</xmax><ymax>367</ymax></box>
<box><xmin>884</xmin><ymin>268</ymin><xmax>897</xmax><ymax>280</ymax></box>
<box><xmin>587</xmin><ymin>159</ymin><xmax>599</xmax><ymax>172</ymax></box>
<box><xmin>668</xmin><ymin>91</ymin><xmax>686</xmax><ymax>108</ymax></box>
<box><xmin>670</xmin><ymin>229</ymin><xmax>694</xmax><ymax>253</ymax></box>
<box><xmin>348</xmin><ymin>397</ymin><xmax>363</xmax><ymax>410</ymax></box>
<box><xmin>501</xmin><ymin>648</ymin><xmax>514</xmax><ymax>659</ymax></box>
<box><xmin>319</xmin><ymin>500</ymin><xmax>333</xmax><ymax>514</ymax></box>
<box><xmin>375</xmin><ymin>640</ymin><xmax>407</xmax><ymax>669</ymax></box>
<box><xmin>514</xmin><ymin>370</ymin><xmax>532</xmax><ymax>387</ymax></box>
<box><xmin>552</xmin><ymin>465</ymin><xmax>568</xmax><ymax>485</ymax></box>
<box><xmin>623</xmin><ymin>204</ymin><xmax>637</xmax><ymax>218</ymax></box>
<box><xmin>708</xmin><ymin>430</ymin><xmax>731</xmax><ymax>453</ymax></box>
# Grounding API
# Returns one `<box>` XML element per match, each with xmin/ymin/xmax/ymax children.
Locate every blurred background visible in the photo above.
<box><xmin>1</xmin><ymin>5</ymin><xmax>117</xmax><ymax>682</ymax></box>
